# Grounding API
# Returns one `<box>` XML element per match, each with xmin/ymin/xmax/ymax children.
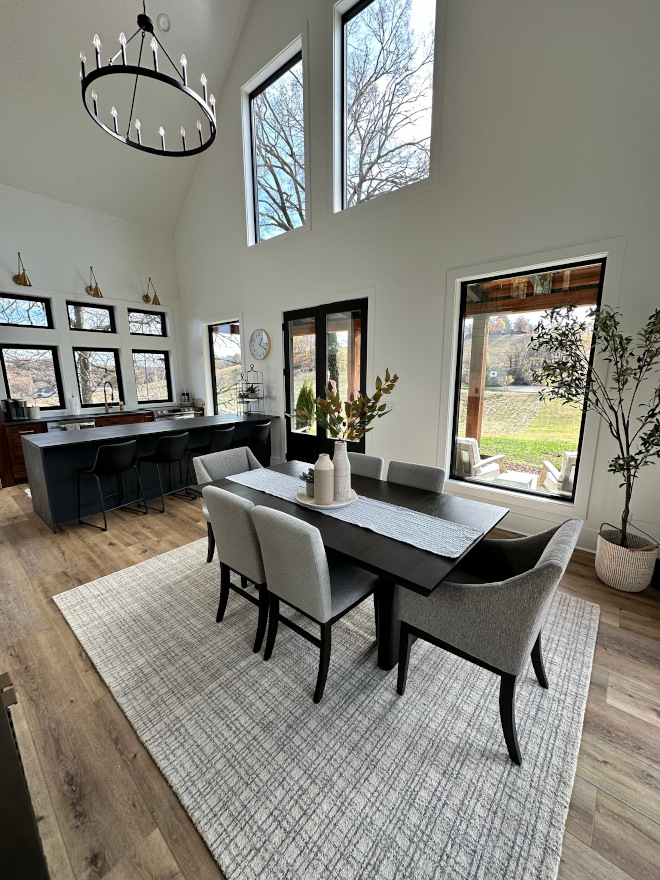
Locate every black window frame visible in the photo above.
<box><xmin>0</xmin><ymin>292</ymin><xmax>54</xmax><ymax>329</ymax></box>
<box><xmin>0</xmin><ymin>343</ymin><xmax>65</xmax><ymax>410</ymax></box>
<box><xmin>208</xmin><ymin>321</ymin><xmax>241</xmax><ymax>415</ymax></box>
<box><xmin>131</xmin><ymin>348</ymin><xmax>173</xmax><ymax>404</ymax></box>
<box><xmin>72</xmin><ymin>346</ymin><xmax>125</xmax><ymax>408</ymax></box>
<box><xmin>248</xmin><ymin>50</ymin><xmax>304</xmax><ymax>244</ymax></box>
<box><xmin>127</xmin><ymin>308</ymin><xmax>167</xmax><ymax>337</ymax></box>
<box><xmin>66</xmin><ymin>300</ymin><xmax>117</xmax><ymax>334</ymax></box>
<box><xmin>449</xmin><ymin>256</ymin><xmax>608</xmax><ymax>503</ymax></box>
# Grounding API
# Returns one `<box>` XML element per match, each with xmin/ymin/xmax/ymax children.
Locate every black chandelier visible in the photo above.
<box><xmin>79</xmin><ymin>2</ymin><xmax>216</xmax><ymax>157</ymax></box>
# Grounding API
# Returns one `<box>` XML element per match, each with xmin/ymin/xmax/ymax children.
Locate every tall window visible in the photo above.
<box><xmin>132</xmin><ymin>350</ymin><xmax>172</xmax><ymax>403</ymax></box>
<box><xmin>128</xmin><ymin>309</ymin><xmax>167</xmax><ymax>336</ymax></box>
<box><xmin>67</xmin><ymin>301</ymin><xmax>116</xmax><ymax>333</ymax></box>
<box><xmin>73</xmin><ymin>348</ymin><xmax>124</xmax><ymax>407</ymax></box>
<box><xmin>209</xmin><ymin>322</ymin><xmax>241</xmax><ymax>414</ymax></box>
<box><xmin>0</xmin><ymin>345</ymin><xmax>64</xmax><ymax>408</ymax></box>
<box><xmin>341</xmin><ymin>0</ymin><xmax>436</xmax><ymax>208</ymax></box>
<box><xmin>0</xmin><ymin>294</ymin><xmax>53</xmax><ymax>328</ymax></box>
<box><xmin>249</xmin><ymin>50</ymin><xmax>305</xmax><ymax>242</ymax></box>
<box><xmin>451</xmin><ymin>258</ymin><xmax>607</xmax><ymax>500</ymax></box>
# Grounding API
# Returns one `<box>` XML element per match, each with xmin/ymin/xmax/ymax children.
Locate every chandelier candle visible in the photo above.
<box><xmin>119</xmin><ymin>33</ymin><xmax>127</xmax><ymax>65</ymax></box>
<box><xmin>150</xmin><ymin>36</ymin><xmax>158</xmax><ymax>72</ymax></box>
<box><xmin>91</xmin><ymin>90</ymin><xmax>98</xmax><ymax>115</ymax></box>
<box><xmin>180</xmin><ymin>127</ymin><xmax>186</xmax><ymax>150</ymax></box>
<box><xmin>80</xmin><ymin>52</ymin><xmax>86</xmax><ymax>78</ymax></box>
<box><xmin>159</xmin><ymin>127</ymin><xmax>165</xmax><ymax>151</ymax></box>
<box><xmin>200</xmin><ymin>73</ymin><xmax>208</xmax><ymax>102</ymax></box>
<box><xmin>135</xmin><ymin>118</ymin><xmax>142</xmax><ymax>145</ymax></box>
<box><xmin>93</xmin><ymin>34</ymin><xmax>101</xmax><ymax>68</ymax></box>
<box><xmin>197</xmin><ymin>120</ymin><xmax>203</xmax><ymax>146</ymax></box>
<box><xmin>180</xmin><ymin>54</ymin><xmax>187</xmax><ymax>86</ymax></box>
<box><xmin>111</xmin><ymin>106</ymin><xmax>118</xmax><ymax>133</ymax></box>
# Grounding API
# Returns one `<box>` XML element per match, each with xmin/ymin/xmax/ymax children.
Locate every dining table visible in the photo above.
<box><xmin>192</xmin><ymin>460</ymin><xmax>509</xmax><ymax>670</ymax></box>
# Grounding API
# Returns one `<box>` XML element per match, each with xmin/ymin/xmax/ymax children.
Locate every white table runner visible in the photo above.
<box><xmin>224</xmin><ymin>469</ymin><xmax>483</xmax><ymax>559</ymax></box>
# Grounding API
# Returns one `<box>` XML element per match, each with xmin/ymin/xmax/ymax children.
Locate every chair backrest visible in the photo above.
<box><xmin>251</xmin><ymin>506</ymin><xmax>332</xmax><ymax>622</ymax></box>
<box><xmin>347</xmin><ymin>451</ymin><xmax>384</xmax><ymax>480</ymax></box>
<box><xmin>387</xmin><ymin>460</ymin><xmax>445</xmax><ymax>493</ymax></box>
<box><xmin>153</xmin><ymin>432</ymin><xmax>189</xmax><ymax>463</ymax></box>
<box><xmin>194</xmin><ymin>446</ymin><xmax>262</xmax><ymax>483</ymax></box>
<box><xmin>208</xmin><ymin>426</ymin><xmax>235</xmax><ymax>453</ymax></box>
<box><xmin>202</xmin><ymin>487</ymin><xmax>265</xmax><ymax>584</ymax></box>
<box><xmin>455</xmin><ymin>437</ymin><xmax>480</xmax><ymax>476</ymax></box>
<box><xmin>250</xmin><ymin>421</ymin><xmax>271</xmax><ymax>444</ymax></box>
<box><xmin>92</xmin><ymin>439</ymin><xmax>137</xmax><ymax>476</ymax></box>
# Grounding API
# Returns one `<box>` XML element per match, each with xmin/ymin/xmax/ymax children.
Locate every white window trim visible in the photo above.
<box><xmin>241</xmin><ymin>34</ymin><xmax>310</xmax><ymax>250</ymax></box>
<box><xmin>436</xmin><ymin>237</ymin><xmax>626</xmax><ymax>524</ymax></box>
<box><xmin>331</xmin><ymin>0</ymin><xmax>445</xmax><ymax>219</ymax></box>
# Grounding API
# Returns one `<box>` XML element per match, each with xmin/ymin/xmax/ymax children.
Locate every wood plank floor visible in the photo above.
<box><xmin>1</xmin><ymin>483</ymin><xmax>659</xmax><ymax>880</ymax></box>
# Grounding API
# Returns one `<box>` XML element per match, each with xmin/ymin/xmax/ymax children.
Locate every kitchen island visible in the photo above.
<box><xmin>22</xmin><ymin>413</ymin><xmax>278</xmax><ymax>532</ymax></box>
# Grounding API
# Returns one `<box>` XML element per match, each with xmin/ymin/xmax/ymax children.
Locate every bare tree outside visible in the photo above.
<box><xmin>74</xmin><ymin>349</ymin><xmax>121</xmax><ymax>404</ymax></box>
<box><xmin>133</xmin><ymin>351</ymin><xmax>170</xmax><ymax>402</ymax></box>
<box><xmin>251</xmin><ymin>55</ymin><xmax>305</xmax><ymax>241</ymax></box>
<box><xmin>128</xmin><ymin>310</ymin><xmax>166</xmax><ymax>335</ymax></box>
<box><xmin>0</xmin><ymin>347</ymin><xmax>61</xmax><ymax>407</ymax></box>
<box><xmin>0</xmin><ymin>296</ymin><xmax>50</xmax><ymax>327</ymax></box>
<box><xmin>67</xmin><ymin>303</ymin><xmax>114</xmax><ymax>332</ymax></box>
<box><xmin>345</xmin><ymin>0</ymin><xmax>436</xmax><ymax>207</ymax></box>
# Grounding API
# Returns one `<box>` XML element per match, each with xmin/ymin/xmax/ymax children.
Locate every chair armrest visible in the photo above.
<box><xmin>541</xmin><ymin>460</ymin><xmax>560</xmax><ymax>482</ymax></box>
<box><xmin>474</xmin><ymin>452</ymin><xmax>506</xmax><ymax>475</ymax></box>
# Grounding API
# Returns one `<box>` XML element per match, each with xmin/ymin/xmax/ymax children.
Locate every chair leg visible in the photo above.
<box><xmin>253</xmin><ymin>585</ymin><xmax>268</xmax><ymax>653</ymax></box>
<box><xmin>499</xmin><ymin>674</ymin><xmax>522</xmax><ymax>765</ymax></box>
<box><xmin>206</xmin><ymin>522</ymin><xmax>215</xmax><ymax>563</ymax></box>
<box><xmin>264</xmin><ymin>595</ymin><xmax>279</xmax><ymax>661</ymax></box>
<box><xmin>373</xmin><ymin>591</ymin><xmax>379</xmax><ymax>640</ymax></box>
<box><xmin>314</xmin><ymin>622</ymin><xmax>332</xmax><ymax>704</ymax></box>
<box><xmin>133</xmin><ymin>465</ymin><xmax>148</xmax><ymax>514</ymax></box>
<box><xmin>216</xmin><ymin>562</ymin><xmax>231</xmax><ymax>622</ymax></box>
<box><xmin>531</xmin><ymin>632</ymin><xmax>549</xmax><ymax>689</ymax></box>
<box><xmin>77</xmin><ymin>472</ymin><xmax>82</xmax><ymax>524</ymax></box>
<box><xmin>396</xmin><ymin>622</ymin><xmax>413</xmax><ymax>696</ymax></box>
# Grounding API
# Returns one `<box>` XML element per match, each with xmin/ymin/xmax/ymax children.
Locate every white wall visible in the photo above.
<box><xmin>0</xmin><ymin>183</ymin><xmax>183</xmax><ymax>414</ymax></box>
<box><xmin>174</xmin><ymin>0</ymin><xmax>660</xmax><ymax>550</ymax></box>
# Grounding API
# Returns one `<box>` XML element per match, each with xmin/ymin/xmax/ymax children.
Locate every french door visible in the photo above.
<box><xmin>283</xmin><ymin>298</ymin><xmax>368</xmax><ymax>463</ymax></box>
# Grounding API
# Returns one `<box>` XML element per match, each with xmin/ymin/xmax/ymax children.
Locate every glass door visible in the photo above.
<box><xmin>284</xmin><ymin>298</ymin><xmax>368</xmax><ymax>463</ymax></box>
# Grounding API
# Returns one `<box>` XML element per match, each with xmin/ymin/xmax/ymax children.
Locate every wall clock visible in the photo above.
<box><xmin>249</xmin><ymin>328</ymin><xmax>271</xmax><ymax>360</ymax></box>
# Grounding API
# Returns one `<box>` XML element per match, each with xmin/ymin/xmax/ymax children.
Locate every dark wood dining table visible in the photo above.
<box><xmin>192</xmin><ymin>460</ymin><xmax>509</xmax><ymax>670</ymax></box>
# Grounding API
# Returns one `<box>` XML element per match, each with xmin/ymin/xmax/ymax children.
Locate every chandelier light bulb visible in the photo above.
<box><xmin>80</xmin><ymin>51</ymin><xmax>86</xmax><ymax>62</ymax></box>
<box><xmin>159</xmin><ymin>126</ymin><xmax>165</xmax><ymax>151</ymax></box>
<box><xmin>111</xmin><ymin>106</ymin><xmax>118</xmax><ymax>133</ymax></box>
<box><xmin>91</xmin><ymin>89</ymin><xmax>98</xmax><ymax>114</ymax></box>
<box><xmin>150</xmin><ymin>36</ymin><xmax>159</xmax><ymax>72</ymax></box>
<box><xmin>119</xmin><ymin>32</ymin><xmax>127</xmax><ymax>65</ymax></box>
<box><xmin>93</xmin><ymin>34</ymin><xmax>102</xmax><ymax>69</ymax></box>
<box><xmin>180</xmin><ymin>53</ymin><xmax>188</xmax><ymax>86</ymax></box>
<box><xmin>80</xmin><ymin>51</ymin><xmax>86</xmax><ymax>78</ymax></box>
<box><xmin>93</xmin><ymin>34</ymin><xmax>101</xmax><ymax>49</ymax></box>
<box><xmin>209</xmin><ymin>94</ymin><xmax>216</xmax><ymax>115</ymax></box>
<box><xmin>135</xmin><ymin>118</ymin><xmax>142</xmax><ymax>145</ymax></box>
<box><xmin>181</xmin><ymin>126</ymin><xmax>186</xmax><ymax>149</ymax></box>
<box><xmin>200</xmin><ymin>73</ymin><xmax>208</xmax><ymax>102</ymax></box>
<box><xmin>197</xmin><ymin>119</ymin><xmax>203</xmax><ymax>146</ymax></box>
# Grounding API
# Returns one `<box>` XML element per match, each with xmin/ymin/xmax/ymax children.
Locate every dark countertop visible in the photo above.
<box><xmin>23</xmin><ymin>413</ymin><xmax>280</xmax><ymax>449</ymax></box>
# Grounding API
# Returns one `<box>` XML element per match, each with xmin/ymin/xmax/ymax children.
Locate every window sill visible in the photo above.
<box><xmin>329</xmin><ymin>172</ymin><xmax>436</xmax><ymax>224</ymax></box>
<box><xmin>444</xmin><ymin>477</ymin><xmax>585</xmax><ymax>523</ymax></box>
<box><xmin>246</xmin><ymin>223</ymin><xmax>311</xmax><ymax>253</ymax></box>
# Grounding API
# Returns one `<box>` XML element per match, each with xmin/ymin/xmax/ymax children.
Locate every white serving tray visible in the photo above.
<box><xmin>295</xmin><ymin>488</ymin><xmax>358</xmax><ymax>509</ymax></box>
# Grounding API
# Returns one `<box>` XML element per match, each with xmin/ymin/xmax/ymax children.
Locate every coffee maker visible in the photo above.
<box><xmin>2</xmin><ymin>399</ymin><xmax>28</xmax><ymax>420</ymax></box>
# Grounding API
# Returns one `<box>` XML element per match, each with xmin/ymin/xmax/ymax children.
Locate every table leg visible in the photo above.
<box><xmin>376</xmin><ymin>579</ymin><xmax>399</xmax><ymax>671</ymax></box>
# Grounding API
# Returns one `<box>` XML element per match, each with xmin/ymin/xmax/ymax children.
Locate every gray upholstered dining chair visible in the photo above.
<box><xmin>387</xmin><ymin>460</ymin><xmax>445</xmax><ymax>492</ymax></box>
<box><xmin>396</xmin><ymin>518</ymin><xmax>583</xmax><ymax>765</ymax></box>
<box><xmin>347</xmin><ymin>451</ymin><xmax>385</xmax><ymax>480</ymax></box>
<box><xmin>202</xmin><ymin>486</ymin><xmax>268</xmax><ymax>653</ymax></box>
<box><xmin>193</xmin><ymin>446</ymin><xmax>262</xmax><ymax>563</ymax></box>
<box><xmin>251</xmin><ymin>506</ymin><xmax>379</xmax><ymax>703</ymax></box>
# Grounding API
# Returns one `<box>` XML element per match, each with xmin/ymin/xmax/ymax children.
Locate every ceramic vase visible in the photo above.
<box><xmin>333</xmin><ymin>440</ymin><xmax>352</xmax><ymax>502</ymax></box>
<box><xmin>314</xmin><ymin>453</ymin><xmax>334</xmax><ymax>505</ymax></box>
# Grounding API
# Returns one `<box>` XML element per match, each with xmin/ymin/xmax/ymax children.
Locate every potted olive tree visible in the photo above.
<box><xmin>298</xmin><ymin>369</ymin><xmax>399</xmax><ymax>502</ymax></box>
<box><xmin>529</xmin><ymin>304</ymin><xmax>660</xmax><ymax>591</ymax></box>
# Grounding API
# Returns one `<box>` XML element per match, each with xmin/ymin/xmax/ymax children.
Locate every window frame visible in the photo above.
<box><xmin>0</xmin><ymin>292</ymin><xmax>54</xmax><ymax>329</ymax></box>
<box><xmin>241</xmin><ymin>35</ymin><xmax>310</xmax><ymax>249</ymax></box>
<box><xmin>72</xmin><ymin>346</ymin><xmax>124</xmax><ymax>408</ymax></box>
<box><xmin>66</xmin><ymin>300</ymin><xmax>117</xmax><ymax>334</ymax></box>
<box><xmin>131</xmin><ymin>349</ymin><xmax>173</xmax><ymax>404</ymax></box>
<box><xmin>248</xmin><ymin>49</ymin><xmax>304</xmax><ymax>245</ymax></box>
<box><xmin>449</xmin><ymin>256</ymin><xmax>607</xmax><ymax>504</ymax></box>
<box><xmin>208</xmin><ymin>321</ymin><xmax>241</xmax><ymax>415</ymax></box>
<box><xmin>0</xmin><ymin>343</ymin><xmax>65</xmax><ymax>410</ymax></box>
<box><xmin>127</xmin><ymin>308</ymin><xmax>167</xmax><ymax>337</ymax></box>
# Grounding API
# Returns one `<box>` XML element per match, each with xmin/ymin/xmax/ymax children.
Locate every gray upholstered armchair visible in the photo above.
<box><xmin>396</xmin><ymin>518</ymin><xmax>583</xmax><ymax>764</ymax></box>
<box><xmin>193</xmin><ymin>446</ymin><xmax>262</xmax><ymax>562</ymax></box>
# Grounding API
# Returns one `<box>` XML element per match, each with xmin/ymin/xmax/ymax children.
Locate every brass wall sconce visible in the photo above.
<box><xmin>142</xmin><ymin>276</ymin><xmax>161</xmax><ymax>306</ymax></box>
<box><xmin>13</xmin><ymin>252</ymin><xmax>32</xmax><ymax>287</ymax></box>
<box><xmin>85</xmin><ymin>266</ymin><xmax>103</xmax><ymax>298</ymax></box>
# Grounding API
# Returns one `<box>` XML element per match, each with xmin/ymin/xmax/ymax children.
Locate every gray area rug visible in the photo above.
<box><xmin>54</xmin><ymin>539</ymin><xmax>599</xmax><ymax>880</ymax></box>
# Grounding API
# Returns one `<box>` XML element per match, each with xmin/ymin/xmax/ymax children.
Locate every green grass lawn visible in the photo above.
<box><xmin>460</xmin><ymin>392</ymin><xmax>583</xmax><ymax>469</ymax></box>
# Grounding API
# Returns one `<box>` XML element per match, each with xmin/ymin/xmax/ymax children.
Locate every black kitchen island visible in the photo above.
<box><xmin>22</xmin><ymin>414</ymin><xmax>279</xmax><ymax>532</ymax></box>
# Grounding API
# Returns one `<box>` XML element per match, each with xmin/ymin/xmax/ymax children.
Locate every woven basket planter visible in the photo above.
<box><xmin>595</xmin><ymin>524</ymin><xmax>658</xmax><ymax>592</ymax></box>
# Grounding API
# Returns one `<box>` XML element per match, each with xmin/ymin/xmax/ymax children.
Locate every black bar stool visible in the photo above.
<box><xmin>188</xmin><ymin>425</ymin><xmax>235</xmax><ymax>461</ymax></box>
<box><xmin>138</xmin><ymin>432</ymin><xmax>194</xmax><ymax>512</ymax></box>
<box><xmin>76</xmin><ymin>439</ymin><xmax>147</xmax><ymax>531</ymax></box>
<box><xmin>248</xmin><ymin>420</ymin><xmax>271</xmax><ymax>466</ymax></box>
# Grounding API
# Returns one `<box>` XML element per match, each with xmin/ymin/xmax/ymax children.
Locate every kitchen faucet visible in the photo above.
<box><xmin>103</xmin><ymin>381</ymin><xmax>114</xmax><ymax>413</ymax></box>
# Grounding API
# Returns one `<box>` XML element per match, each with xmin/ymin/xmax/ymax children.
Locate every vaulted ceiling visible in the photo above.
<box><xmin>0</xmin><ymin>1</ymin><xmax>252</xmax><ymax>228</ymax></box>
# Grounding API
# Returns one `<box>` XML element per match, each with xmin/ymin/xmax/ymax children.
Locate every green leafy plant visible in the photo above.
<box><xmin>295</xmin><ymin>378</ymin><xmax>315</xmax><ymax>430</ymax></box>
<box><xmin>299</xmin><ymin>368</ymin><xmax>399</xmax><ymax>442</ymax></box>
<box><xmin>528</xmin><ymin>304</ymin><xmax>660</xmax><ymax>547</ymax></box>
<box><xmin>299</xmin><ymin>467</ymin><xmax>315</xmax><ymax>483</ymax></box>
<box><xmin>238</xmin><ymin>384</ymin><xmax>259</xmax><ymax>400</ymax></box>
